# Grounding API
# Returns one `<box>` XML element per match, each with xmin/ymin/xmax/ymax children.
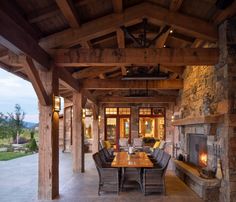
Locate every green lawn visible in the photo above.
<box><xmin>0</xmin><ymin>152</ymin><xmax>32</xmax><ymax>161</ymax></box>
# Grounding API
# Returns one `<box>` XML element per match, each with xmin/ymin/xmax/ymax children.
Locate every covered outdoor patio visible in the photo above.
<box><xmin>0</xmin><ymin>152</ymin><xmax>202</xmax><ymax>202</ymax></box>
<box><xmin>0</xmin><ymin>0</ymin><xmax>236</xmax><ymax>201</ymax></box>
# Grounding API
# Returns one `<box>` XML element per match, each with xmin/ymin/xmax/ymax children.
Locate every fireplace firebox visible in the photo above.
<box><xmin>188</xmin><ymin>134</ymin><xmax>207</xmax><ymax>167</ymax></box>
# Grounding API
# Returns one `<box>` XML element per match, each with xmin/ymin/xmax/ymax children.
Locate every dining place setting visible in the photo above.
<box><xmin>93</xmin><ymin>139</ymin><xmax>171</xmax><ymax>196</ymax></box>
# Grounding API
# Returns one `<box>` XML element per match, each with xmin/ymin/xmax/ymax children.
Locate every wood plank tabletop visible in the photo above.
<box><xmin>111</xmin><ymin>152</ymin><xmax>153</xmax><ymax>168</ymax></box>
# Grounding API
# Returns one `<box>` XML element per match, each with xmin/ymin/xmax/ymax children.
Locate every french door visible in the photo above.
<box><xmin>105</xmin><ymin>116</ymin><xmax>131</xmax><ymax>149</ymax></box>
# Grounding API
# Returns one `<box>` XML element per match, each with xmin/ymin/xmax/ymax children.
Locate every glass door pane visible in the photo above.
<box><xmin>106</xmin><ymin>118</ymin><xmax>117</xmax><ymax>145</ymax></box>
<box><xmin>119</xmin><ymin>118</ymin><xmax>130</xmax><ymax>140</ymax></box>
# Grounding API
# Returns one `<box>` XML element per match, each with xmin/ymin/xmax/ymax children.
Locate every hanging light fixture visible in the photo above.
<box><xmin>53</xmin><ymin>95</ymin><xmax>61</xmax><ymax>112</ymax></box>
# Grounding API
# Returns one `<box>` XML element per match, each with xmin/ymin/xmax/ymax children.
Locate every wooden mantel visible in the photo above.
<box><xmin>172</xmin><ymin>114</ymin><xmax>225</xmax><ymax>126</ymax></box>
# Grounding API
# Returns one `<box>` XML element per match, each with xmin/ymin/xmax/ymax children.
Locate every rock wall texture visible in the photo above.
<box><xmin>174</xmin><ymin>17</ymin><xmax>236</xmax><ymax>202</ymax></box>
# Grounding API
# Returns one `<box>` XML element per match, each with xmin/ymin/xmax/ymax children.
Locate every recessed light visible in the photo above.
<box><xmin>170</xmin><ymin>29</ymin><xmax>173</xmax><ymax>34</ymax></box>
<box><xmin>163</xmin><ymin>45</ymin><xmax>166</xmax><ymax>48</ymax></box>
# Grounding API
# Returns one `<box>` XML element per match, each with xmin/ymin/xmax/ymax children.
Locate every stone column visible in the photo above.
<box><xmin>38</xmin><ymin>66</ymin><xmax>59</xmax><ymax>200</ymax></box>
<box><xmin>72</xmin><ymin>92</ymin><xmax>84</xmax><ymax>173</ymax></box>
<box><xmin>131</xmin><ymin>106</ymin><xmax>139</xmax><ymax>139</ymax></box>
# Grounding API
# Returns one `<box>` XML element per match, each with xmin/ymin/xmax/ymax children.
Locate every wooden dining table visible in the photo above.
<box><xmin>111</xmin><ymin>151</ymin><xmax>153</xmax><ymax>168</ymax></box>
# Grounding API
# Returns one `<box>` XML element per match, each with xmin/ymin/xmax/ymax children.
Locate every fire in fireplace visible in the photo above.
<box><xmin>199</xmin><ymin>152</ymin><xmax>207</xmax><ymax>167</ymax></box>
<box><xmin>188</xmin><ymin>134</ymin><xmax>207</xmax><ymax>167</ymax></box>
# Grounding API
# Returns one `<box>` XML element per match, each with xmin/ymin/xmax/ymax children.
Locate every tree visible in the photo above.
<box><xmin>0</xmin><ymin>112</ymin><xmax>11</xmax><ymax>140</ymax></box>
<box><xmin>8</xmin><ymin>104</ymin><xmax>25</xmax><ymax>144</ymax></box>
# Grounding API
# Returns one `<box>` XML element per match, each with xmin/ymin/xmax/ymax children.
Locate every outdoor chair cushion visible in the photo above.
<box><xmin>133</xmin><ymin>138</ymin><xmax>143</xmax><ymax>148</ymax></box>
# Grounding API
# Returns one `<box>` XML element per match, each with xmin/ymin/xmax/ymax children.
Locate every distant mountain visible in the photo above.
<box><xmin>23</xmin><ymin>121</ymin><xmax>38</xmax><ymax>129</ymax></box>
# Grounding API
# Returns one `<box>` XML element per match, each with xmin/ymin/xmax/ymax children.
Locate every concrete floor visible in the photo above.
<box><xmin>0</xmin><ymin>152</ymin><xmax>203</xmax><ymax>202</ymax></box>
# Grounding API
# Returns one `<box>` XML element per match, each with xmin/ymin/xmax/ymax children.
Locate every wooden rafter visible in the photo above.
<box><xmin>21</xmin><ymin>56</ymin><xmax>50</xmax><ymax>105</ymax></box>
<box><xmin>81</xmin><ymin>79</ymin><xmax>183</xmax><ymax>90</ymax></box>
<box><xmin>72</xmin><ymin>67</ymin><xmax>120</xmax><ymax>79</ymax></box>
<box><xmin>98</xmin><ymin>96</ymin><xmax>176</xmax><ymax>103</ymax></box>
<box><xmin>58</xmin><ymin>67</ymin><xmax>80</xmax><ymax>91</ymax></box>
<box><xmin>0</xmin><ymin>7</ymin><xmax>50</xmax><ymax>69</ymax></box>
<box><xmin>54</xmin><ymin>48</ymin><xmax>219</xmax><ymax>67</ymax></box>
<box><xmin>39</xmin><ymin>2</ymin><xmax>217</xmax><ymax>50</ymax></box>
<box><xmin>169</xmin><ymin>0</ymin><xmax>184</xmax><ymax>11</ymax></box>
<box><xmin>56</xmin><ymin>0</ymin><xmax>80</xmax><ymax>28</ymax></box>
<box><xmin>161</xmin><ymin>66</ymin><xmax>185</xmax><ymax>74</ymax></box>
<box><xmin>213</xmin><ymin>1</ymin><xmax>236</xmax><ymax>25</ymax></box>
<box><xmin>116</xmin><ymin>28</ymin><xmax>127</xmax><ymax>75</ymax></box>
<box><xmin>155</xmin><ymin>27</ymin><xmax>171</xmax><ymax>48</ymax></box>
<box><xmin>112</xmin><ymin>0</ymin><xmax>123</xmax><ymax>13</ymax></box>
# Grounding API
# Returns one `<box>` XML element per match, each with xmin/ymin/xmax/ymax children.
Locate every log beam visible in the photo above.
<box><xmin>72</xmin><ymin>67</ymin><xmax>120</xmax><ymax>79</ymax></box>
<box><xmin>169</xmin><ymin>0</ymin><xmax>184</xmax><ymax>11</ymax></box>
<box><xmin>112</xmin><ymin>0</ymin><xmax>123</xmax><ymax>13</ymax></box>
<box><xmin>55</xmin><ymin>48</ymin><xmax>219</xmax><ymax>67</ymax></box>
<box><xmin>72</xmin><ymin>92</ymin><xmax>84</xmax><ymax>173</ymax></box>
<box><xmin>39</xmin><ymin>2</ymin><xmax>217</xmax><ymax>49</ymax></box>
<box><xmin>0</xmin><ymin>6</ymin><xmax>50</xmax><ymax>69</ymax></box>
<box><xmin>21</xmin><ymin>56</ymin><xmax>50</xmax><ymax>105</ymax></box>
<box><xmin>98</xmin><ymin>96</ymin><xmax>176</xmax><ymax>103</ymax></box>
<box><xmin>56</xmin><ymin>0</ymin><xmax>80</xmax><ymax>28</ymax></box>
<box><xmin>81</xmin><ymin>79</ymin><xmax>183</xmax><ymax>90</ymax></box>
<box><xmin>38</xmin><ymin>66</ymin><xmax>59</xmax><ymax>200</ymax></box>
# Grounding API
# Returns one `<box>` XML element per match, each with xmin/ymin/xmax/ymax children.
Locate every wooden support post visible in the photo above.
<box><xmin>38</xmin><ymin>65</ymin><xmax>59</xmax><ymax>200</ymax></box>
<box><xmin>72</xmin><ymin>92</ymin><xmax>85</xmax><ymax>173</ymax></box>
<box><xmin>92</xmin><ymin>116</ymin><xmax>99</xmax><ymax>153</ymax></box>
<box><xmin>92</xmin><ymin>104</ymin><xmax>99</xmax><ymax>153</ymax></box>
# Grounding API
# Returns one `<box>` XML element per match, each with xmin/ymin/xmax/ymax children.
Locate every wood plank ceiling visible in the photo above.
<box><xmin>0</xmin><ymin>0</ymin><xmax>235</xmax><ymax>104</ymax></box>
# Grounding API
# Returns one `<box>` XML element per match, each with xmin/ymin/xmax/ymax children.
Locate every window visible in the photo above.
<box><xmin>105</xmin><ymin>108</ymin><xmax>117</xmax><ymax>115</ymax></box>
<box><xmin>119</xmin><ymin>108</ymin><xmax>130</xmax><ymax>115</ymax></box>
<box><xmin>139</xmin><ymin>108</ymin><xmax>151</xmax><ymax>115</ymax></box>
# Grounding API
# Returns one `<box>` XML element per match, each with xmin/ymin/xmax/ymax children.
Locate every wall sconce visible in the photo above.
<box><xmin>98</xmin><ymin>115</ymin><xmax>101</xmax><ymax>123</ymax></box>
<box><xmin>82</xmin><ymin>109</ymin><xmax>86</xmax><ymax>118</ymax></box>
<box><xmin>171</xmin><ymin>115</ymin><xmax>174</xmax><ymax>122</ymax></box>
<box><xmin>53</xmin><ymin>95</ymin><xmax>61</xmax><ymax>112</ymax></box>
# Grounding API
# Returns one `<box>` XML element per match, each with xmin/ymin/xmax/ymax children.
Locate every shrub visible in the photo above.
<box><xmin>13</xmin><ymin>137</ymin><xmax>29</xmax><ymax>144</ymax></box>
<box><xmin>26</xmin><ymin>138</ymin><xmax>38</xmax><ymax>152</ymax></box>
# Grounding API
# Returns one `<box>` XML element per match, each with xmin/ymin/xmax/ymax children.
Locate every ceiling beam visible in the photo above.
<box><xmin>72</xmin><ymin>67</ymin><xmax>120</xmax><ymax>79</ymax></box>
<box><xmin>21</xmin><ymin>56</ymin><xmax>50</xmax><ymax>105</ymax></box>
<box><xmin>58</xmin><ymin>67</ymin><xmax>80</xmax><ymax>91</ymax></box>
<box><xmin>155</xmin><ymin>27</ymin><xmax>171</xmax><ymax>48</ymax></box>
<box><xmin>116</xmin><ymin>28</ymin><xmax>127</xmax><ymax>75</ymax></box>
<box><xmin>213</xmin><ymin>1</ymin><xmax>236</xmax><ymax>25</ymax></box>
<box><xmin>39</xmin><ymin>2</ymin><xmax>217</xmax><ymax>50</ymax></box>
<box><xmin>169</xmin><ymin>0</ymin><xmax>184</xmax><ymax>11</ymax></box>
<box><xmin>54</xmin><ymin>48</ymin><xmax>219</xmax><ymax>67</ymax></box>
<box><xmin>56</xmin><ymin>0</ymin><xmax>80</xmax><ymax>28</ymax></box>
<box><xmin>112</xmin><ymin>0</ymin><xmax>123</xmax><ymax>13</ymax></box>
<box><xmin>161</xmin><ymin>66</ymin><xmax>185</xmax><ymax>74</ymax></box>
<box><xmin>0</xmin><ymin>7</ymin><xmax>50</xmax><ymax>69</ymax></box>
<box><xmin>98</xmin><ymin>96</ymin><xmax>176</xmax><ymax>103</ymax></box>
<box><xmin>146</xmin><ymin>3</ymin><xmax>217</xmax><ymax>42</ymax></box>
<box><xmin>81</xmin><ymin>79</ymin><xmax>183</xmax><ymax>90</ymax></box>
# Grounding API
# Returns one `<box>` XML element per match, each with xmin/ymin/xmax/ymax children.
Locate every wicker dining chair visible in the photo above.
<box><xmin>142</xmin><ymin>152</ymin><xmax>171</xmax><ymax>195</ymax></box>
<box><xmin>93</xmin><ymin>152</ymin><xmax>120</xmax><ymax>195</ymax></box>
<box><xmin>100</xmin><ymin>148</ymin><xmax>114</xmax><ymax>162</ymax></box>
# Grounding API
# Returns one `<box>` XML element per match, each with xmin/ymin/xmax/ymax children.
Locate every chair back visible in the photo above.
<box><xmin>152</xmin><ymin>148</ymin><xmax>160</xmax><ymax>158</ymax></box>
<box><xmin>101</xmin><ymin>148</ymin><xmax>112</xmax><ymax>160</ymax></box>
<box><xmin>119</xmin><ymin>138</ymin><xmax>128</xmax><ymax>147</ymax></box>
<box><xmin>156</xmin><ymin>149</ymin><xmax>164</xmax><ymax>163</ymax></box>
<box><xmin>99</xmin><ymin>140</ymin><xmax>105</xmax><ymax>150</ymax></box>
<box><xmin>93</xmin><ymin>152</ymin><xmax>103</xmax><ymax>168</ymax></box>
<box><xmin>159</xmin><ymin>152</ymin><xmax>171</xmax><ymax>170</ymax></box>
<box><xmin>133</xmin><ymin>138</ymin><xmax>143</xmax><ymax>147</ymax></box>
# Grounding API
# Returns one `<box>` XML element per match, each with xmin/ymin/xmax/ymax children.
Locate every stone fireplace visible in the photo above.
<box><xmin>188</xmin><ymin>133</ymin><xmax>207</xmax><ymax>167</ymax></box>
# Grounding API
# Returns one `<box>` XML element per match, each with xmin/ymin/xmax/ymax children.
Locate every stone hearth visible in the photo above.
<box><xmin>175</xmin><ymin>160</ymin><xmax>220</xmax><ymax>201</ymax></box>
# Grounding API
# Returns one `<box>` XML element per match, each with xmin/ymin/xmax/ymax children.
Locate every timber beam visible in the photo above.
<box><xmin>55</xmin><ymin>48</ymin><xmax>219</xmax><ymax>67</ymax></box>
<box><xmin>0</xmin><ymin>5</ymin><xmax>50</xmax><ymax>69</ymax></box>
<box><xmin>81</xmin><ymin>79</ymin><xmax>183</xmax><ymax>90</ymax></box>
<box><xmin>39</xmin><ymin>2</ymin><xmax>217</xmax><ymax>49</ymax></box>
<box><xmin>98</xmin><ymin>96</ymin><xmax>176</xmax><ymax>103</ymax></box>
<box><xmin>21</xmin><ymin>56</ymin><xmax>50</xmax><ymax>105</ymax></box>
